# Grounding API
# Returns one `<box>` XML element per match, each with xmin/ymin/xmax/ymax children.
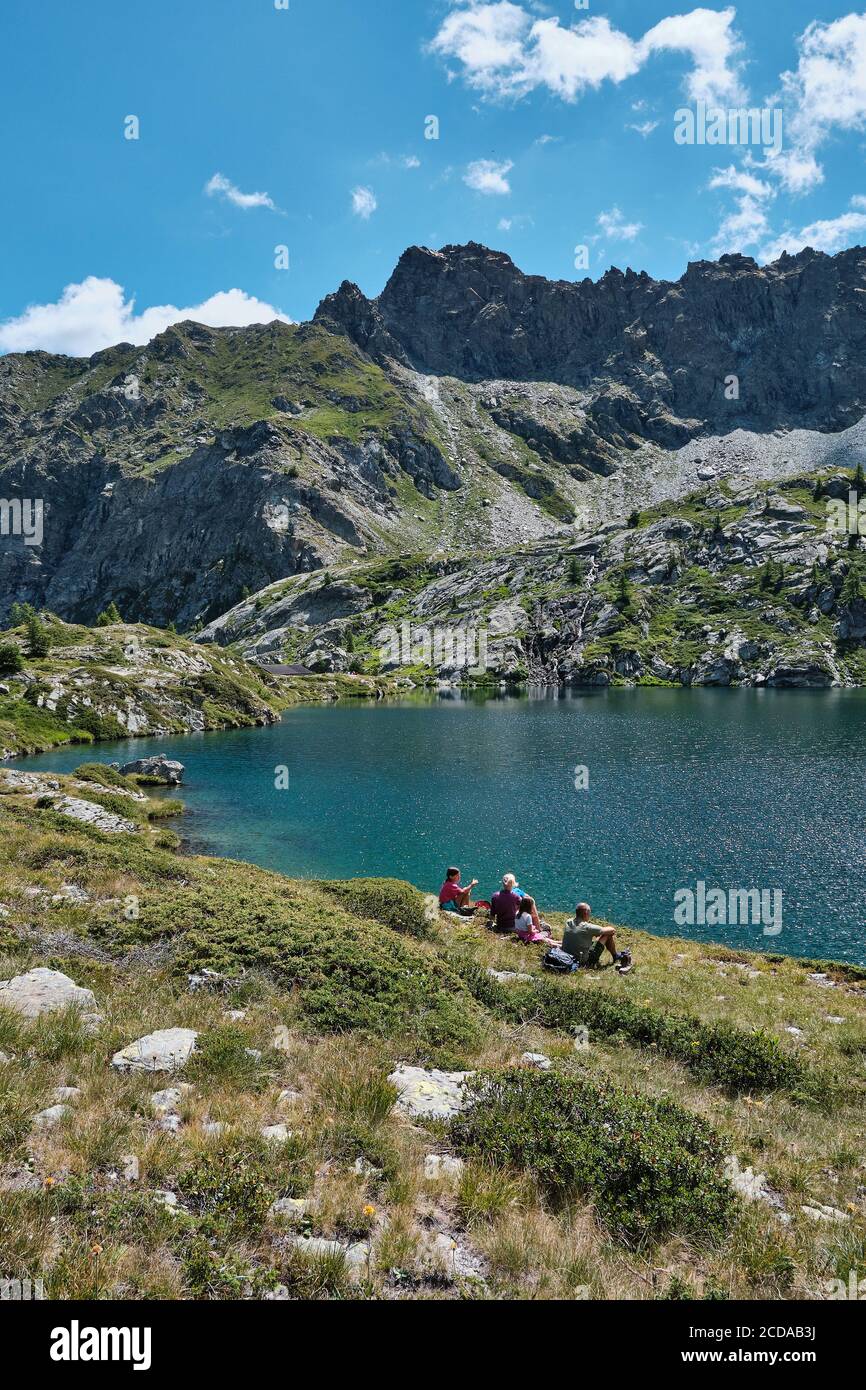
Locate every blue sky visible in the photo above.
<box><xmin>2</xmin><ymin>0</ymin><xmax>865</xmax><ymax>354</ymax></box>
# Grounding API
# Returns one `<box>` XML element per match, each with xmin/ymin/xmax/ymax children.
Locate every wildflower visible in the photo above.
<box><xmin>363</xmin><ymin>1204</ymin><xmax>376</xmax><ymax>1218</ymax></box>
<box><xmin>91</xmin><ymin>1243</ymin><xmax>103</xmax><ymax>1256</ymax></box>
<box><xmin>44</xmin><ymin>1176</ymin><xmax>56</xmax><ymax>1188</ymax></box>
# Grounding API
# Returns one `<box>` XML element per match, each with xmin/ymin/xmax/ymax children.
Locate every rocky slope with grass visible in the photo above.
<box><xmin>0</xmin><ymin>616</ymin><xmax>284</xmax><ymax>759</ymax></box>
<box><xmin>4</xmin><ymin>242</ymin><xmax>866</xmax><ymax>639</ymax></box>
<box><xmin>199</xmin><ymin>466</ymin><xmax>866</xmax><ymax>689</ymax></box>
<box><xmin>0</xmin><ymin>766</ymin><xmax>864</xmax><ymax>1301</ymax></box>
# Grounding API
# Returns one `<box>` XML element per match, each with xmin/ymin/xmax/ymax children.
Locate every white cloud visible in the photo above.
<box><xmin>708</xmin><ymin>164</ymin><xmax>774</xmax><ymax>255</ymax></box>
<box><xmin>0</xmin><ymin>277</ymin><xmax>292</xmax><ymax>358</ymax></box>
<box><xmin>498</xmin><ymin>217</ymin><xmax>513</xmax><ymax>231</ymax></box>
<box><xmin>597</xmin><ymin>206</ymin><xmax>643</xmax><ymax>241</ymax></box>
<box><xmin>708</xmin><ymin>165</ymin><xmax>773</xmax><ymax>200</ymax></box>
<box><xmin>430</xmin><ymin>3</ymin><xmax>744</xmax><ymax>105</ymax></box>
<box><xmin>760</xmin><ymin>200</ymin><xmax>866</xmax><ymax>263</ymax></box>
<box><xmin>628</xmin><ymin>120</ymin><xmax>659</xmax><ymax>137</ymax></box>
<box><xmin>351</xmin><ymin>186</ymin><xmax>378</xmax><ymax>219</ymax></box>
<box><xmin>759</xmin><ymin>15</ymin><xmax>866</xmax><ymax>195</ymax></box>
<box><xmin>464</xmin><ymin>157</ymin><xmax>513</xmax><ymax>194</ymax></box>
<box><xmin>205</xmin><ymin>172</ymin><xmax>275</xmax><ymax>211</ymax></box>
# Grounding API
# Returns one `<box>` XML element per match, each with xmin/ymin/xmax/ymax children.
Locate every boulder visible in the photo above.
<box><xmin>119</xmin><ymin>754</ymin><xmax>184</xmax><ymax>785</ymax></box>
<box><xmin>0</xmin><ymin>968</ymin><xmax>96</xmax><ymax>1019</ymax></box>
<box><xmin>33</xmin><ymin>1104</ymin><xmax>70</xmax><ymax>1130</ymax></box>
<box><xmin>388</xmin><ymin>1064</ymin><xmax>475</xmax><ymax>1120</ymax></box>
<box><xmin>424</xmin><ymin>1154</ymin><xmax>465</xmax><ymax>1181</ymax></box>
<box><xmin>111</xmin><ymin>1028</ymin><xmax>198</xmax><ymax>1073</ymax></box>
<box><xmin>53</xmin><ymin>796</ymin><xmax>139</xmax><ymax>835</ymax></box>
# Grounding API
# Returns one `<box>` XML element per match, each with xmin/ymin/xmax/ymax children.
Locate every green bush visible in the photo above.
<box><xmin>129</xmin><ymin>865</ymin><xmax>484</xmax><ymax>1057</ymax></box>
<box><xmin>72</xmin><ymin>762</ymin><xmax>133</xmax><ymax>790</ymax></box>
<box><xmin>0</xmin><ymin>641</ymin><xmax>23</xmax><ymax>673</ymax></box>
<box><xmin>460</xmin><ymin>962</ymin><xmax>808</xmax><ymax>1097</ymax></box>
<box><xmin>451</xmin><ymin>1069</ymin><xmax>736</xmax><ymax>1247</ymax></box>
<box><xmin>315</xmin><ymin>877</ymin><xmax>431</xmax><ymax>939</ymax></box>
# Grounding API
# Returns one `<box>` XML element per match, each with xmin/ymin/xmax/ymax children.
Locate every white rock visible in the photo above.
<box><xmin>269</xmin><ymin>1197</ymin><xmax>313</xmax><ymax>1221</ymax></box>
<box><xmin>0</xmin><ymin>968</ymin><xmax>96</xmax><ymax>1019</ymax></box>
<box><xmin>202</xmin><ymin>1121</ymin><xmax>226</xmax><ymax>1137</ymax></box>
<box><xmin>278</xmin><ymin>1088</ymin><xmax>302</xmax><ymax>1107</ymax></box>
<box><xmin>0</xmin><ymin>1052</ymin><xmax>12</xmax><ymax>1065</ymax></box>
<box><xmin>224</xmin><ymin>1010</ymin><xmax>246</xmax><ymax>1022</ymax></box>
<box><xmin>825</xmin><ymin>1016</ymin><xmax>845</xmax><ymax>1025</ymax></box>
<box><xmin>158</xmin><ymin>1114</ymin><xmax>182</xmax><ymax>1134</ymax></box>
<box><xmin>785</xmin><ymin>1026</ymin><xmax>804</xmax><ymax>1037</ymax></box>
<box><xmin>290</xmin><ymin>1236</ymin><xmax>369</xmax><ymax>1272</ymax></box>
<box><xmin>244</xmin><ymin>1048</ymin><xmax>263</xmax><ymax>1063</ymax></box>
<box><xmin>150</xmin><ymin>1086</ymin><xmax>191</xmax><ymax>1114</ymax></box>
<box><xmin>111</xmin><ymin>1028</ymin><xmax>198</xmax><ymax>1074</ymax></box>
<box><xmin>121</xmin><ymin>1154</ymin><xmax>140</xmax><ymax>1183</ymax></box>
<box><xmin>54</xmin><ymin>796</ymin><xmax>139</xmax><ymax>835</ymax></box>
<box><xmin>51</xmin><ymin>884</ymin><xmax>90</xmax><ymax>906</ymax></box>
<box><xmin>81</xmin><ymin>1014</ymin><xmax>104</xmax><ymax>1035</ymax></box>
<box><xmin>424</xmin><ymin>1154</ymin><xmax>465</xmax><ymax>1181</ymax></box>
<box><xmin>801</xmin><ymin>1203</ymin><xmax>849</xmax><ymax>1224</ymax></box>
<box><xmin>520</xmin><ymin>1052</ymin><xmax>552</xmax><ymax>1071</ymax></box>
<box><xmin>262</xmin><ymin>1124</ymin><xmax>291</xmax><ymax>1144</ymax></box>
<box><xmin>388</xmin><ymin>1064</ymin><xmax>475</xmax><ymax>1120</ymax></box>
<box><xmin>487</xmin><ymin>969</ymin><xmax>533</xmax><ymax>984</ymax></box>
<box><xmin>272</xmin><ymin>1026</ymin><xmax>292</xmax><ymax>1053</ymax></box>
<box><xmin>352</xmin><ymin>1157</ymin><xmax>380</xmax><ymax>1177</ymax></box>
<box><xmin>724</xmin><ymin>1155</ymin><xmax>784</xmax><ymax>1209</ymax></box>
<box><xmin>52</xmin><ymin>1086</ymin><xmax>81</xmax><ymax>1102</ymax></box>
<box><xmin>33</xmin><ymin>1104</ymin><xmax>69</xmax><ymax>1130</ymax></box>
<box><xmin>154</xmin><ymin>1190</ymin><xmax>179</xmax><ymax>1213</ymax></box>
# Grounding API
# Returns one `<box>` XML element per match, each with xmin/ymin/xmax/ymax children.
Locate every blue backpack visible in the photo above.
<box><xmin>543</xmin><ymin>947</ymin><xmax>579</xmax><ymax>974</ymax></box>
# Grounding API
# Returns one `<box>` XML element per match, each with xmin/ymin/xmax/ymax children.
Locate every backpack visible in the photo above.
<box><xmin>543</xmin><ymin>946</ymin><xmax>578</xmax><ymax>974</ymax></box>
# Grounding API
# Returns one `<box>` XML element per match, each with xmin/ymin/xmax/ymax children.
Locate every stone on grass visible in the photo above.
<box><xmin>0</xmin><ymin>1052</ymin><xmax>12</xmax><ymax>1065</ymax></box>
<box><xmin>202</xmin><ymin>1121</ymin><xmax>226</xmax><ymax>1137</ymax></box>
<box><xmin>424</xmin><ymin>1154</ymin><xmax>465</xmax><ymax>1181</ymax></box>
<box><xmin>154</xmin><ymin>1190</ymin><xmax>179</xmax><ymax>1213</ymax></box>
<box><xmin>520</xmin><ymin>1052</ymin><xmax>552</xmax><ymax>1071</ymax></box>
<box><xmin>487</xmin><ymin>969</ymin><xmax>533</xmax><ymax>984</ymax></box>
<box><xmin>111</xmin><ymin>1028</ymin><xmax>198</xmax><ymax>1074</ymax></box>
<box><xmin>272</xmin><ymin>1026</ymin><xmax>292</xmax><ymax>1053</ymax></box>
<box><xmin>52</xmin><ymin>1086</ymin><xmax>81</xmax><ymax>1102</ymax></box>
<box><xmin>0</xmin><ymin>968</ymin><xmax>96</xmax><ymax>1019</ymax></box>
<box><xmin>121</xmin><ymin>1155</ymin><xmax>140</xmax><ymax>1183</ymax></box>
<box><xmin>54</xmin><ymin>796</ymin><xmax>139</xmax><ymax>835</ymax></box>
<box><xmin>724</xmin><ymin>1155</ymin><xmax>785</xmax><ymax>1209</ymax></box>
<box><xmin>33</xmin><ymin>1104</ymin><xmax>69</xmax><ymax>1131</ymax></box>
<box><xmin>262</xmin><ymin>1124</ymin><xmax>291</xmax><ymax>1144</ymax></box>
<box><xmin>801</xmin><ymin>1203</ymin><xmax>849</xmax><ymax>1224</ymax></box>
<box><xmin>289</xmin><ymin>1235</ymin><xmax>369</xmax><ymax>1273</ymax></box>
<box><xmin>278</xmin><ymin>1088</ymin><xmax>302</xmax><ymax>1107</ymax></box>
<box><xmin>388</xmin><ymin>1064</ymin><xmax>475</xmax><ymax>1120</ymax></box>
<box><xmin>269</xmin><ymin>1197</ymin><xmax>313</xmax><ymax>1222</ymax></box>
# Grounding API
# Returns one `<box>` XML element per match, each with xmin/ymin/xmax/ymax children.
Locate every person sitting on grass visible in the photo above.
<box><xmin>488</xmin><ymin>877</ymin><xmax>521</xmax><ymax>933</ymax></box>
<box><xmin>514</xmin><ymin>895</ymin><xmax>558</xmax><ymax>945</ymax></box>
<box><xmin>439</xmin><ymin>866</ymin><xmax>481</xmax><ymax>915</ymax></box>
<box><xmin>563</xmin><ymin>902</ymin><xmax>631</xmax><ymax>971</ymax></box>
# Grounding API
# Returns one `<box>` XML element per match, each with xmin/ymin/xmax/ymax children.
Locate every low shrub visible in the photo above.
<box><xmin>461</xmin><ymin>962</ymin><xmax>809</xmax><ymax>1097</ymax></box>
<box><xmin>72</xmin><ymin>762</ymin><xmax>134</xmax><ymax>790</ymax></box>
<box><xmin>315</xmin><ymin>877</ymin><xmax>431</xmax><ymax>939</ymax></box>
<box><xmin>451</xmin><ymin>1069</ymin><xmax>736</xmax><ymax>1248</ymax></box>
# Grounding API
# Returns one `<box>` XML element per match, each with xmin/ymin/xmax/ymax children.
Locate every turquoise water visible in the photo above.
<box><xmin>19</xmin><ymin>689</ymin><xmax>866</xmax><ymax>965</ymax></box>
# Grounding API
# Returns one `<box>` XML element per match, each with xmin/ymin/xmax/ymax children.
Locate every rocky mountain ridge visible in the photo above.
<box><xmin>2</xmin><ymin>242</ymin><xmax>866</xmax><ymax>656</ymax></box>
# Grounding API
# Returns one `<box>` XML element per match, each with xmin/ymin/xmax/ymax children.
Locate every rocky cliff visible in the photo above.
<box><xmin>2</xmin><ymin>242</ymin><xmax>866</xmax><ymax>652</ymax></box>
